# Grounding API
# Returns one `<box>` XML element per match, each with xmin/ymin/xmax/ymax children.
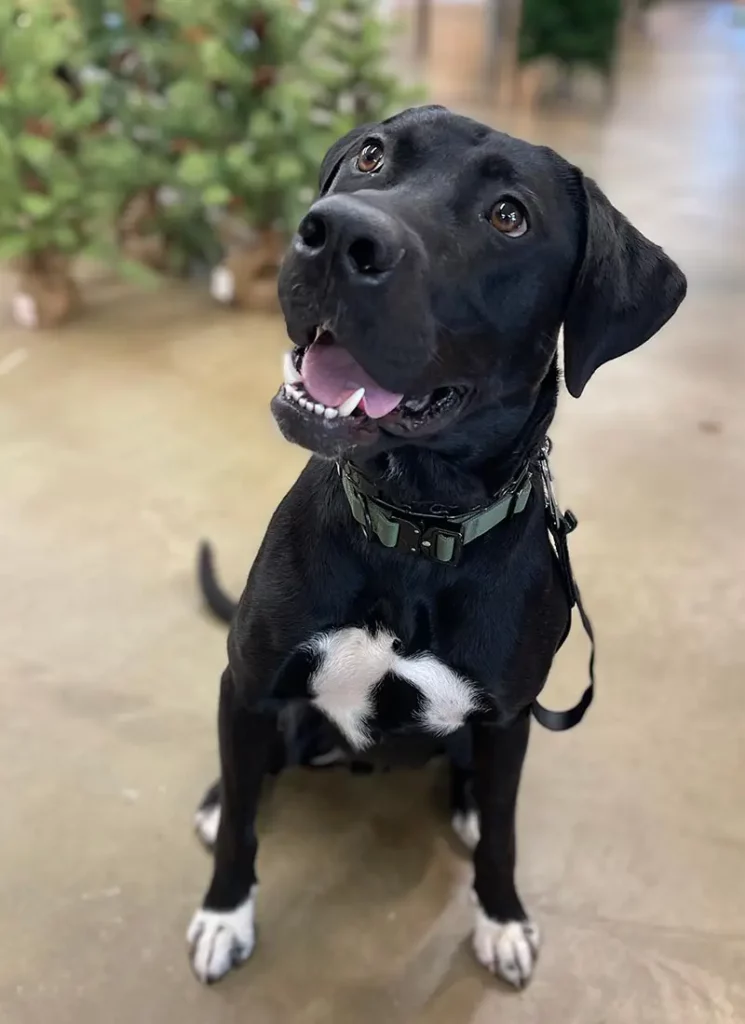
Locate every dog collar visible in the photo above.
<box><xmin>341</xmin><ymin>441</ymin><xmax>597</xmax><ymax>734</ymax></box>
<box><xmin>339</xmin><ymin>456</ymin><xmax>534</xmax><ymax>566</ymax></box>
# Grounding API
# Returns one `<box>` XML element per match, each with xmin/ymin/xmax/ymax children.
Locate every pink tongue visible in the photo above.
<box><xmin>302</xmin><ymin>343</ymin><xmax>403</xmax><ymax>419</ymax></box>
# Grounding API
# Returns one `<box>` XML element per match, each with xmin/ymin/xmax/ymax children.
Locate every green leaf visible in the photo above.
<box><xmin>198</xmin><ymin>38</ymin><xmax>250</xmax><ymax>84</ymax></box>
<box><xmin>0</xmin><ymin>235</ymin><xmax>30</xmax><ymax>261</ymax></box>
<box><xmin>58</xmin><ymin>94</ymin><xmax>102</xmax><ymax>133</ymax></box>
<box><xmin>273</xmin><ymin>154</ymin><xmax>304</xmax><ymax>188</ymax></box>
<box><xmin>0</xmin><ymin>126</ymin><xmax>16</xmax><ymax>161</ymax></box>
<box><xmin>17</xmin><ymin>133</ymin><xmax>56</xmax><ymax>167</ymax></box>
<box><xmin>52</xmin><ymin>227</ymin><xmax>81</xmax><ymax>251</ymax></box>
<box><xmin>201</xmin><ymin>184</ymin><xmax>232</xmax><ymax>206</ymax></box>
<box><xmin>225</xmin><ymin>143</ymin><xmax>254</xmax><ymax>173</ymax></box>
<box><xmin>248</xmin><ymin>109</ymin><xmax>276</xmax><ymax>144</ymax></box>
<box><xmin>177</xmin><ymin>151</ymin><xmax>219</xmax><ymax>187</ymax></box>
<box><xmin>167</xmin><ymin>80</ymin><xmax>208</xmax><ymax>111</ymax></box>
<box><xmin>21</xmin><ymin>193</ymin><xmax>56</xmax><ymax>218</ymax></box>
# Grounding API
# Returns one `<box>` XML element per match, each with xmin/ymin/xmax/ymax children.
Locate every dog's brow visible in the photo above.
<box><xmin>480</xmin><ymin>154</ymin><xmax>520</xmax><ymax>182</ymax></box>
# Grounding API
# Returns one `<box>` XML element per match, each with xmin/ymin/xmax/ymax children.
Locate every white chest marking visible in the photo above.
<box><xmin>307</xmin><ymin>627</ymin><xmax>481</xmax><ymax>749</ymax></box>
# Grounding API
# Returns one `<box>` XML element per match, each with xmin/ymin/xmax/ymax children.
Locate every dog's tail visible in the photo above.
<box><xmin>197</xmin><ymin>541</ymin><xmax>239</xmax><ymax>623</ymax></box>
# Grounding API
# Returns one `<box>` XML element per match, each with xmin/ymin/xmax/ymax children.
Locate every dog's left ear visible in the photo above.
<box><xmin>318</xmin><ymin>123</ymin><xmax>377</xmax><ymax>195</ymax></box>
<box><xmin>563</xmin><ymin>174</ymin><xmax>687</xmax><ymax>398</ymax></box>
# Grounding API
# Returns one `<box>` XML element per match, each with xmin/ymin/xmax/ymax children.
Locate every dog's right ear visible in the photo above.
<box><xmin>318</xmin><ymin>123</ymin><xmax>377</xmax><ymax>195</ymax></box>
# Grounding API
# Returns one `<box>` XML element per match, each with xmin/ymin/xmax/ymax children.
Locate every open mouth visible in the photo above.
<box><xmin>276</xmin><ymin>329</ymin><xmax>468</xmax><ymax>440</ymax></box>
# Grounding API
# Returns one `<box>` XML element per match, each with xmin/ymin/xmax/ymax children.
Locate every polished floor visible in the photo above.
<box><xmin>1</xmin><ymin>3</ymin><xmax>744</xmax><ymax>1022</ymax></box>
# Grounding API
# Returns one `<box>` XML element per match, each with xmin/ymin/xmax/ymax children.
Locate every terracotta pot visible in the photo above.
<box><xmin>117</xmin><ymin>189</ymin><xmax>170</xmax><ymax>271</ymax></box>
<box><xmin>210</xmin><ymin>225</ymin><xmax>285</xmax><ymax>311</ymax></box>
<box><xmin>11</xmin><ymin>252</ymin><xmax>81</xmax><ymax>329</ymax></box>
<box><xmin>120</xmin><ymin>232</ymin><xmax>170</xmax><ymax>272</ymax></box>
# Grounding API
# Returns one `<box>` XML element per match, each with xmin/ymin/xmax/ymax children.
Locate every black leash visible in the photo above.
<box><xmin>531</xmin><ymin>441</ymin><xmax>596</xmax><ymax>731</ymax></box>
<box><xmin>341</xmin><ymin>435</ymin><xmax>597</xmax><ymax>733</ymax></box>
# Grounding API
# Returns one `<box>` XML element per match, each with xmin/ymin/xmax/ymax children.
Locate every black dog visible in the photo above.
<box><xmin>187</xmin><ymin>106</ymin><xmax>685</xmax><ymax>988</ymax></box>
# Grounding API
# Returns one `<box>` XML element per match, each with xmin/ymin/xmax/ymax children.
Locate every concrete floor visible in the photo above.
<box><xmin>2</xmin><ymin>3</ymin><xmax>745</xmax><ymax>1022</ymax></box>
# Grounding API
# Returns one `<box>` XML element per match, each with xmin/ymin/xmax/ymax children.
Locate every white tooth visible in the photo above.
<box><xmin>324</xmin><ymin>407</ymin><xmax>338</xmax><ymax>420</ymax></box>
<box><xmin>314</xmin><ymin>403</ymin><xmax>325</xmax><ymax>415</ymax></box>
<box><xmin>283</xmin><ymin>351</ymin><xmax>302</xmax><ymax>385</ymax></box>
<box><xmin>337</xmin><ymin>388</ymin><xmax>365</xmax><ymax>417</ymax></box>
<box><xmin>299</xmin><ymin>397</ymin><xmax>310</xmax><ymax>409</ymax></box>
<box><xmin>286</xmin><ymin>385</ymin><xmax>301</xmax><ymax>401</ymax></box>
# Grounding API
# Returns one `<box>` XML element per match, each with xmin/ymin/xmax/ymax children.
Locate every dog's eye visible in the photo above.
<box><xmin>357</xmin><ymin>140</ymin><xmax>384</xmax><ymax>174</ymax></box>
<box><xmin>489</xmin><ymin>199</ymin><xmax>528</xmax><ymax>237</ymax></box>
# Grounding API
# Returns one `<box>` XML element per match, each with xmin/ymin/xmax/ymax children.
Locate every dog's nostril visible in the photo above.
<box><xmin>348</xmin><ymin>237</ymin><xmax>381</xmax><ymax>275</ymax></box>
<box><xmin>298</xmin><ymin>213</ymin><xmax>326</xmax><ymax>250</ymax></box>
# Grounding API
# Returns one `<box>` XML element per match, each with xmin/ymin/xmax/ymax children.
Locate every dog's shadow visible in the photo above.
<box><xmin>236</xmin><ymin>763</ymin><xmax>491</xmax><ymax>1021</ymax></box>
<box><xmin>257</xmin><ymin>760</ymin><xmax>455</xmax><ymax>904</ymax></box>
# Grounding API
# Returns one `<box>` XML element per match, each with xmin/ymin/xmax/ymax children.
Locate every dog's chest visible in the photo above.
<box><xmin>303</xmin><ymin>626</ymin><xmax>484</xmax><ymax>749</ymax></box>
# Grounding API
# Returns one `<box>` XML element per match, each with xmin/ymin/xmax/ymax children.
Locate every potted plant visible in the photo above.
<box><xmin>518</xmin><ymin>0</ymin><xmax>624</xmax><ymax>94</ymax></box>
<box><xmin>0</xmin><ymin>1</ymin><xmax>152</xmax><ymax>327</ymax></box>
<box><xmin>154</xmin><ymin>0</ymin><xmax>327</xmax><ymax>308</ymax></box>
<box><xmin>132</xmin><ymin>0</ymin><xmax>409</xmax><ymax>307</ymax></box>
<box><xmin>76</xmin><ymin>0</ymin><xmax>219</xmax><ymax>276</ymax></box>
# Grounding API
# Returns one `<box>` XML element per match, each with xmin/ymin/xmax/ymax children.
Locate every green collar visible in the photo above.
<box><xmin>339</xmin><ymin>457</ymin><xmax>535</xmax><ymax>566</ymax></box>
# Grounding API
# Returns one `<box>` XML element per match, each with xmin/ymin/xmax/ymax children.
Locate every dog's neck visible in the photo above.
<box><xmin>351</xmin><ymin>366</ymin><xmax>559</xmax><ymax>514</ymax></box>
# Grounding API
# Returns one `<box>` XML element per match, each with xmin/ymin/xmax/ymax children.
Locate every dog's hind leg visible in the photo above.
<box><xmin>447</xmin><ymin>729</ymin><xmax>479</xmax><ymax>851</ymax></box>
<box><xmin>470</xmin><ymin>711</ymin><xmax>540</xmax><ymax>989</ymax></box>
<box><xmin>449</xmin><ymin>763</ymin><xmax>480</xmax><ymax>851</ymax></box>
<box><xmin>194</xmin><ymin>779</ymin><xmax>222</xmax><ymax>850</ymax></box>
<box><xmin>187</xmin><ymin>668</ymin><xmax>278</xmax><ymax>984</ymax></box>
<box><xmin>192</xmin><ymin>705</ymin><xmax>345</xmax><ymax>854</ymax></box>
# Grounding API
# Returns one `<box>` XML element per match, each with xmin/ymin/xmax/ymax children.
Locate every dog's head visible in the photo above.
<box><xmin>273</xmin><ymin>106</ymin><xmax>686</xmax><ymax>459</ymax></box>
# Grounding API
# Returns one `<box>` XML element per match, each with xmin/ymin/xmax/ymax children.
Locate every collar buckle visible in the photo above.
<box><xmin>339</xmin><ymin>447</ymin><xmax>538</xmax><ymax>568</ymax></box>
<box><xmin>387</xmin><ymin>516</ymin><xmax>465</xmax><ymax>565</ymax></box>
<box><xmin>388</xmin><ymin>515</ymin><xmax>423</xmax><ymax>556</ymax></box>
<box><xmin>421</xmin><ymin>525</ymin><xmax>464</xmax><ymax>565</ymax></box>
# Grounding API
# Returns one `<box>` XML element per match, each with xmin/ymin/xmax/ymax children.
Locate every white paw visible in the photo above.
<box><xmin>308</xmin><ymin>745</ymin><xmax>347</xmax><ymax>767</ymax></box>
<box><xmin>194</xmin><ymin>801</ymin><xmax>221</xmax><ymax>849</ymax></box>
<box><xmin>472</xmin><ymin>906</ymin><xmax>540</xmax><ymax>989</ymax></box>
<box><xmin>451</xmin><ymin>809</ymin><xmax>480</xmax><ymax>851</ymax></box>
<box><xmin>187</xmin><ymin>891</ymin><xmax>256</xmax><ymax>984</ymax></box>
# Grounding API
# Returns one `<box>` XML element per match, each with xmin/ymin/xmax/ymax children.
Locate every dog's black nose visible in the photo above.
<box><xmin>296</xmin><ymin>195</ymin><xmax>404</xmax><ymax>279</ymax></box>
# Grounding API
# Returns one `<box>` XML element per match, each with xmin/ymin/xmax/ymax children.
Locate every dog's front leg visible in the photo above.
<box><xmin>187</xmin><ymin>667</ymin><xmax>277</xmax><ymax>984</ymax></box>
<box><xmin>470</xmin><ymin>710</ymin><xmax>540</xmax><ymax>988</ymax></box>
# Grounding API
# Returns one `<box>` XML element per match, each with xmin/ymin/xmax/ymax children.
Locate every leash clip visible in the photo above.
<box><xmin>538</xmin><ymin>440</ymin><xmax>563</xmax><ymax>533</ymax></box>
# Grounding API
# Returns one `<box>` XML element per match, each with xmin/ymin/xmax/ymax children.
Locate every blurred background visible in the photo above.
<box><xmin>1</xmin><ymin>1</ymin><xmax>744</xmax><ymax>1022</ymax></box>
